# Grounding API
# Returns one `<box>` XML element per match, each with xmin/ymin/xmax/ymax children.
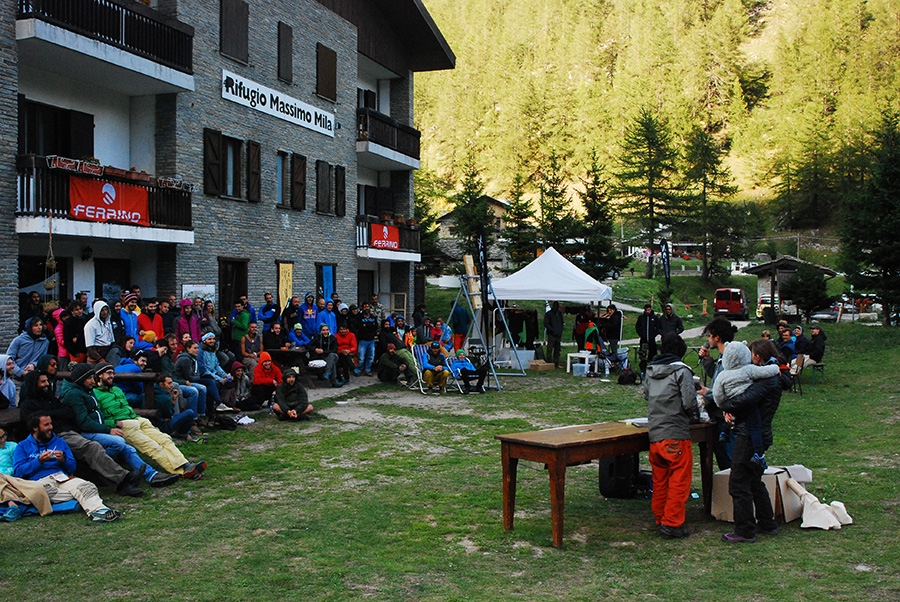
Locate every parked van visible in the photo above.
<box><xmin>714</xmin><ymin>288</ymin><xmax>749</xmax><ymax>319</ymax></box>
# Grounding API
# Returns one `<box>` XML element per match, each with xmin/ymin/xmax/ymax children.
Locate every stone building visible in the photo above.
<box><xmin>4</xmin><ymin>0</ymin><xmax>453</xmax><ymax>341</ymax></box>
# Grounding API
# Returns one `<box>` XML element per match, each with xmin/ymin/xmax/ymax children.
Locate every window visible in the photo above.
<box><xmin>19</xmin><ymin>96</ymin><xmax>93</xmax><ymax>158</ymax></box>
<box><xmin>220</xmin><ymin>0</ymin><xmax>249</xmax><ymax>63</ymax></box>
<box><xmin>316</xmin><ymin>43</ymin><xmax>337</xmax><ymax>101</ymax></box>
<box><xmin>278</xmin><ymin>22</ymin><xmax>292</xmax><ymax>83</ymax></box>
<box><xmin>277</xmin><ymin>152</ymin><xmax>289</xmax><ymax>206</ymax></box>
<box><xmin>223</xmin><ymin>136</ymin><xmax>242</xmax><ymax>198</ymax></box>
<box><xmin>357</xmin><ymin>88</ymin><xmax>377</xmax><ymax>110</ymax></box>
<box><xmin>203</xmin><ymin>128</ymin><xmax>259</xmax><ymax>201</ymax></box>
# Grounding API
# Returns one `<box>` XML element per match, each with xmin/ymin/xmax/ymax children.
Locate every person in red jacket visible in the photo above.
<box><xmin>251</xmin><ymin>351</ymin><xmax>282</xmax><ymax>406</ymax></box>
<box><xmin>334</xmin><ymin>324</ymin><xmax>358</xmax><ymax>383</ymax></box>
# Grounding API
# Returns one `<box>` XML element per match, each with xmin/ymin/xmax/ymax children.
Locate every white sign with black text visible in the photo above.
<box><xmin>221</xmin><ymin>69</ymin><xmax>334</xmax><ymax>137</ymax></box>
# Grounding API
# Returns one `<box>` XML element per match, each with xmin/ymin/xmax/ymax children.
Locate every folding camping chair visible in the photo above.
<box><xmin>585</xmin><ymin>328</ymin><xmax>629</xmax><ymax>375</ymax></box>
<box><xmin>408</xmin><ymin>344</ymin><xmax>430</xmax><ymax>394</ymax></box>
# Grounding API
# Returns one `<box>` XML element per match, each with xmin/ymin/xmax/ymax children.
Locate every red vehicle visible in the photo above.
<box><xmin>714</xmin><ymin>288</ymin><xmax>749</xmax><ymax>320</ymax></box>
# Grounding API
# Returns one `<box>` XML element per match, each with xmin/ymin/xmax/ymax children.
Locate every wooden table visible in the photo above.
<box><xmin>495</xmin><ymin>421</ymin><xmax>716</xmax><ymax>546</ymax></box>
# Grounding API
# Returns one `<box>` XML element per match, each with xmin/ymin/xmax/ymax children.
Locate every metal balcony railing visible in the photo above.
<box><xmin>16</xmin><ymin>155</ymin><xmax>192</xmax><ymax>231</ymax></box>
<box><xmin>356</xmin><ymin>108</ymin><xmax>421</xmax><ymax>160</ymax></box>
<box><xmin>356</xmin><ymin>215</ymin><xmax>420</xmax><ymax>253</ymax></box>
<box><xmin>18</xmin><ymin>0</ymin><xmax>194</xmax><ymax>74</ymax></box>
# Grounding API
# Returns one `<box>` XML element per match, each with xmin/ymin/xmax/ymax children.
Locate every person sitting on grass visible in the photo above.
<box><xmin>93</xmin><ymin>363</ymin><xmax>207</xmax><ymax>480</ymax></box>
<box><xmin>712</xmin><ymin>342</ymin><xmax>781</xmax><ymax>470</ymax></box>
<box><xmin>422</xmin><ymin>341</ymin><xmax>450</xmax><ymax>394</ymax></box>
<box><xmin>12</xmin><ymin>413</ymin><xmax>121</xmax><ymax>523</ymax></box>
<box><xmin>272</xmin><ymin>368</ymin><xmax>314</xmax><ymax>421</ymax></box>
<box><xmin>375</xmin><ymin>343</ymin><xmax>415</xmax><ymax>386</ymax></box>
<box><xmin>448</xmin><ymin>348</ymin><xmax>488</xmax><ymax>394</ymax></box>
<box><xmin>643</xmin><ymin>333</ymin><xmax>700</xmax><ymax>539</ymax></box>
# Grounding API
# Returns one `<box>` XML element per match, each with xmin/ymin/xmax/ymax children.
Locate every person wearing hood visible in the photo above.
<box><xmin>251</xmin><ymin>351</ymin><xmax>282</xmax><ymax>405</ymax></box>
<box><xmin>6</xmin><ymin>317</ymin><xmax>50</xmax><ymax>378</ymax></box>
<box><xmin>659</xmin><ymin>303</ymin><xmax>684</xmax><ymax>337</ymax></box>
<box><xmin>272</xmin><ymin>368</ymin><xmax>313</xmax><ymax>421</ymax></box>
<box><xmin>18</xmin><ymin>354</ymin><xmax>60</xmax><ymax>403</ymax></box>
<box><xmin>51</xmin><ymin>307</ymin><xmax>69</xmax><ymax>365</ymax></box>
<box><xmin>0</xmin><ymin>354</ymin><xmax>17</xmax><ymax>408</ymax></box>
<box><xmin>642</xmin><ymin>333</ymin><xmax>700</xmax><ymax>539</ymax></box>
<box><xmin>299</xmin><ymin>292</ymin><xmax>319</xmax><ymax>338</ymax></box>
<box><xmin>84</xmin><ymin>300</ymin><xmax>115</xmax><ymax>362</ymax></box>
<box><xmin>175</xmin><ymin>298</ymin><xmax>202</xmax><ymax>344</ymax></box>
<box><xmin>280</xmin><ymin>295</ymin><xmax>301</xmax><ymax>333</ymax></box>
<box><xmin>320</xmin><ymin>300</ymin><xmax>338</xmax><ymax>335</ymax></box>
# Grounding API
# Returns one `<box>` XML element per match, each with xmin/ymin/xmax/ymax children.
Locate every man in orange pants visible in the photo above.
<box><xmin>643</xmin><ymin>333</ymin><xmax>700</xmax><ymax>538</ymax></box>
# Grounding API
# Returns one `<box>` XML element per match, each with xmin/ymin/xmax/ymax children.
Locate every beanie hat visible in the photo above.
<box><xmin>94</xmin><ymin>363</ymin><xmax>115</xmax><ymax>378</ymax></box>
<box><xmin>70</xmin><ymin>363</ymin><xmax>94</xmax><ymax>384</ymax></box>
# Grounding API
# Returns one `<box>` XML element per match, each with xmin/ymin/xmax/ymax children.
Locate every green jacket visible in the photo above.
<box><xmin>59</xmin><ymin>380</ymin><xmax>111</xmax><ymax>434</ymax></box>
<box><xmin>232</xmin><ymin>310</ymin><xmax>250</xmax><ymax>342</ymax></box>
<box><xmin>377</xmin><ymin>348</ymin><xmax>415</xmax><ymax>372</ymax></box>
<box><xmin>94</xmin><ymin>385</ymin><xmax>138</xmax><ymax>428</ymax></box>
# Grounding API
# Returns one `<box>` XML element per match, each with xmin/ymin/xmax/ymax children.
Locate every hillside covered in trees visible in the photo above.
<box><xmin>415</xmin><ymin>0</ymin><xmax>900</xmax><ymax>232</ymax></box>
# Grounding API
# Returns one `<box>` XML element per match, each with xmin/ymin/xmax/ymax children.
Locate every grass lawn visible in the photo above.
<box><xmin>2</xmin><ymin>322</ymin><xmax>899</xmax><ymax>601</ymax></box>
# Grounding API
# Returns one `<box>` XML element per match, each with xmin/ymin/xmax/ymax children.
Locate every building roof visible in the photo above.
<box><xmin>743</xmin><ymin>255</ymin><xmax>837</xmax><ymax>278</ymax></box>
<box><xmin>372</xmin><ymin>0</ymin><xmax>455</xmax><ymax>71</ymax></box>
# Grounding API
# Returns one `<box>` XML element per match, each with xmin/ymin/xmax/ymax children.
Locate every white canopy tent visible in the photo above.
<box><xmin>490</xmin><ymin>247</ymin><xmax>613</xmax><ymax>303</ymax></box>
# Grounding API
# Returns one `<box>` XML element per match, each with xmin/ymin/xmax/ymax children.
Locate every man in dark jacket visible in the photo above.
<box><xmin>806</xmin><ymin>323</ymin><xmax>827</xmax><ymax>364</ymax></box>
<box><xmin>543</xmin><ymin>301</ymin><xmax>564</xmax><ymax>368</ymax></box>
<box><xmin>309</xmin><ymin>324</ymin><xmax>341</xmax><ymax>387</ymax></box>
<box><xmin>272</xmin><ymin>368</ymin><xmax>313</xmax><ymax>420</ymax></box>
<box><xmin>18</xmin><ymin>366</ymin><xmax>144</xmax><ymax>496</ymax></box>
<box><xmin>658</xmin><ymin>303</ymin><xmax>684</xmax><ymax>337</ymax></box>
<box><xmin>635</xmin><ymin>304</ymin><xmax>661</xmax><ymax>373</ymax></box>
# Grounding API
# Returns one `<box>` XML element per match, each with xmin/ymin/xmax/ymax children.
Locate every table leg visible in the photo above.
<box><xmin>699</xmin><ymin>439</ymin><xmax>713</xmax><ymax>515</ymax></box>
<box><xmin>547</xmin><ymin>454</ymin><xmax>567</xmax><ymax>547</ymax></box>
<box><xmin>566</xmin><ymin>354</ymin><xmax>572</xmax><ymax>373</ymax></box>
<box><xmin>501</xmin><ymin>443</ymin><xmax>518</xmax><ymax>531</ymax></box>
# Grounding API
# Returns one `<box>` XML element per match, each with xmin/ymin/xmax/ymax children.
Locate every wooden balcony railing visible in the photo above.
<box><xmin>356</xmin><ymin>215</ymin><xmax>420</xmax><ymax>253</ymax></box>
<box><xmin>18</xmin><ymin>0</ymin><xmax>193</xmax><ymax>74</ymax></box>
<box><xmin>17</xmin><ymin>155</ymin><xmax>192</xmax><ymax>231</ymax></box>
<box><xmin>357</xmin><ymin>108</ymin><xmax>421</xmax><ymax>160</ymax></box>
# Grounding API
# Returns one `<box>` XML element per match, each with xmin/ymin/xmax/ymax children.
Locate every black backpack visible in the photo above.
<box><xmin>617</xmin><ymin>368</ymin><xmax>638</xmax><ymax>385</ymax></box>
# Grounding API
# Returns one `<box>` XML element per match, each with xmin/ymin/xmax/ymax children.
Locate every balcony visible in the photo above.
<box><xmin>16</xmin><ymin>155</ymin><xmax>194</xmax><ymax>244</ymax></box>
<box><xmin>357</xmin><ymin>108</ymin><xmax>421</xmax><ymax>171</ymax></box>
<box><xmin>17</xmin><ymin>0</ymin><xmax>195</xmax><ymax>95</ymax></box>
<box><xmin>355</xmin><ymin>215</ymin><xmax>421</xmax><ymax>263</ymax></box>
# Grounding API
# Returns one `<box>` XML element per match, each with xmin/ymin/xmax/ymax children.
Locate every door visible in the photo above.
<box><xmin>357</xmin><ymin>269</ymin><xmax>375</xmax><ymax>307</ymax></box>
<box><xmin>218</xmin><ymin>258</ymin><xmax>248</xmax><ymax>318</ymax></box>
<box><xmin>94</xmin><ymin>258</ymin><xmax>130</xmax><ymax>304</ymax></box>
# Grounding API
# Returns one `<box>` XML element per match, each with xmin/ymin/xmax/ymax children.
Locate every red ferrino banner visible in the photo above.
<box><xmin>69</xmin><ymin>176</ymin><xmax>150</xmax><ymax>226</ymax></box>
<box><xmin>370</xmin><ymin>223</ymin><xmax>400</xmax><ymax>250</ymax></box>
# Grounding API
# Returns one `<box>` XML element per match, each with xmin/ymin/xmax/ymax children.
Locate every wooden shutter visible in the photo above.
<box><xmin>69</xmin><ymin>110</ymin><xmax>94</xmax><ymax>159</ymax></box>
<box><xmin>203</xmin><ymin>128</ymin><xmax>223</xmax><ymax>196</ymax></box>
<box><xmin>278</xmin><ymin>22</ymin><xmax>292</xmax><ymax>82</ymax></box>
<box><xmin>376</xmin><ymin>187</ymin><xmax>393</xmax><ymax>216</ymax></box>
<box><xmin>220</xmin><ymin>0</ymin><xmax>249</xmax><ymax>63</ymax></box>
<box><xmin>316</xmin><ymin>43</ymin><xmax>337</xmax><ymax>101</ymax></box>
<box><xmin>316</xmin><ymin>160</ymin><xmax>332</xmax><ymax>213</ymax></box>
<box><xmin>290</xmin><ymin>153</ymin><xmax>306</xmax><ymax>210</ymax></box>
<box><xmin>334</xmin><ymin>165</ymin><xmax>346</xmax><ymax>217</ymax></box>
<box><xmin>246</xmin><ymin>140</ymin><xmax>261</xmax><ymax>203</ymax></box>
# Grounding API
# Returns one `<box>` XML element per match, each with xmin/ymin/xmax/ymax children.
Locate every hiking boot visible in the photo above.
<box><xmin>127</xmin><ymin>464</ymin><xmax>147</xmax><ymax>487</ymax></box>
<box><xmin>722</xmin><ymin>532</ymin><xmax>756</xmax><ymax>543</ymax></box>
<box><xmin>116</xmin><ymin>481</ymin><xmax>144</xmax><ymax>498</ymax></box>
<box><xmin>658</xmin><ymin>524</ymin><xmax>690</xmax><ymax>539</ymax></box>
<box><xmin>755</xmin><ymin>525</ymin><xmax>779</xmax><ymax>536</ymax></box>
<box><xmin>91</xmin><ymin>508</ymin><xmax>121</xmax><ymax>523</ymax></box>
<box><xmin>149</xmin><ymin>472</ymin><xmax>181</xmax><ymax>488</ymax></box>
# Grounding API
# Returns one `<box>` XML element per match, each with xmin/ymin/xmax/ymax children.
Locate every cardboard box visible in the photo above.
<box><xmin>711</xmin><ymin>464</ymin><xmax>812</xmax><ymax>523</ymax></box>
<box><xmin>530</xmin><ymin>361</ymin><xmax>556</xmax><ymax>371</ymax></box>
